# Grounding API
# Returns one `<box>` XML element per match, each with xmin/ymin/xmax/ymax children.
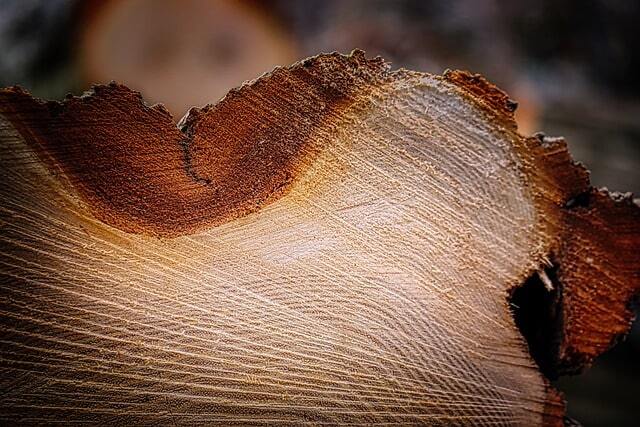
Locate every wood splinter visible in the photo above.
<box><xmin>0</xmin><ymin>50</ymin><xmax>638</xmax><ymax>426</ymax></box>
<box><xmin>537</xmin><ymin>270</ymin><xmax>554</xmax><ymax>292</ymax></box>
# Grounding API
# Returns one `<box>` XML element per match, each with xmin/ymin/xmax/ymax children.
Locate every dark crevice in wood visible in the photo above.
<box><xmin>510</xmin><ymin>261</ymin><xmax>564</xmax><ymax>380</ymax></box>
<box><xmin>563</xmin><ymin>191</ymin><xmax>591</xmax><ymax>209</ymax></box>
<box><xmin>178</xmin><ymin>138</ymin><xmax>212</xmax><ymax>186</ymax></box>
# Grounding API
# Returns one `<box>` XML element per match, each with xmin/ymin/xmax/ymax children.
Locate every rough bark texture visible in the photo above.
<box><xmin>0</xmin><ymin>51</ymin><xmax>638</xmax><ymax>425</ymax></box>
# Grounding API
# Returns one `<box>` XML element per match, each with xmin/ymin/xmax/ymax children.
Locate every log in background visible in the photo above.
<box><xmin>0</xmin><ymin>1</ymin><xmax>639</xmax><ymax>425</ymax></box>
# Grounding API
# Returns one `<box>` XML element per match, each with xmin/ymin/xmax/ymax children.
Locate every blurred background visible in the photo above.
<box><xmin>0</xmin><ymin>0</ymin><xmax>638</xmax><ymax>424</ymax></box>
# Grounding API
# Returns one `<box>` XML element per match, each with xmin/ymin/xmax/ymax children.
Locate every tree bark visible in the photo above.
<box><xmin>0</xmin><ymin>51</ymin><xmax>638</xmax><ymax>426</ymax></box>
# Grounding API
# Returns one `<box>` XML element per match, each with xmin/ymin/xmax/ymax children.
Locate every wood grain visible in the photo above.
<box><xmin>0</xmin><ymin>51</ymin><xmax>638</xmax><ymax>425</ymax></box>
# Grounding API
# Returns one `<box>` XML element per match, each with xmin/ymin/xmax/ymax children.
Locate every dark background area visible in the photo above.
<box><xmin>0</xmin><ymin>0</ymin><xmax>638</xmax><ymax>425</ymax></box>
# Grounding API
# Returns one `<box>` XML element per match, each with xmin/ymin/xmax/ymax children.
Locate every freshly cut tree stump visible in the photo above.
<box><xmin>0</xmin><ymin>51</ymin><xmax>638</xmax><ymax>426</ymax></box>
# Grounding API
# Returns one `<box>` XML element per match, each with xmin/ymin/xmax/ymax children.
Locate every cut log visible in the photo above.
<box><xmin>0</xmin><ymin>51</ymin><xmax>638</xmax><ymax>426</ymax></box>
